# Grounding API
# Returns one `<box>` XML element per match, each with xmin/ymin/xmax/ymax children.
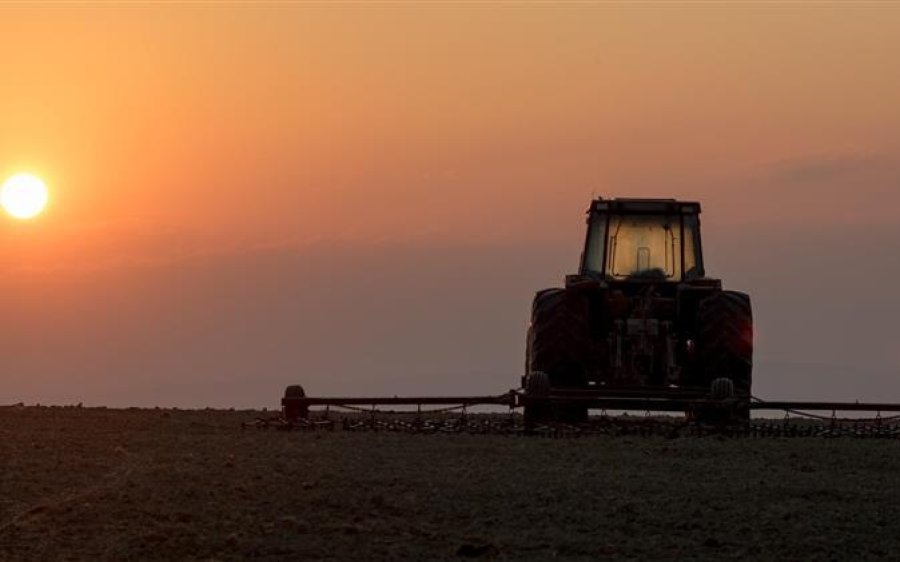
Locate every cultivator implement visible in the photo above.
<box><xmin>240</xmin><ymin>385</ymin><xmax>900</xmax><ymax>439</ymax></box>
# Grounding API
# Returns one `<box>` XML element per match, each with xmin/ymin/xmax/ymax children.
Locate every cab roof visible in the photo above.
<box><xmin>590</xmin><ymin>198</ymin><xmax>701</xmax><ymax>214</ymax></box>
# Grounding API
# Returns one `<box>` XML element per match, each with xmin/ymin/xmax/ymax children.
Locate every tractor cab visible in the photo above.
<box><xmin>580</xmin><ymin>199</ymin><xmax>704</xmax><ymax>282</ymax></box>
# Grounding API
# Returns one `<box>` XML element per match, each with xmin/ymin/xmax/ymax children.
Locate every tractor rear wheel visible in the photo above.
<box><xmin>697</xmin><ymin>291</ymin><xmax>753</xmax><ymax>396</ymax></box>
<box><xmin>527</xmin><ymin>288</ymin><xmax>591</xmax><ymax>423</ymax></box>
<box><xmin>696</xmin><ymin>291</ymin><xmax>752</xmax><ymax>423</ymax></box>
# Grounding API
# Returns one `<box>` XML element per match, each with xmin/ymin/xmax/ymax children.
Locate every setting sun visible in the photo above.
<box><xmin>1</xmin><ymin>173</ymin><xmax>49</xmax><ymax>219</ymax></box>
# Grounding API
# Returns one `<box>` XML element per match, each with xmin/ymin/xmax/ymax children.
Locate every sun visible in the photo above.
<box><xmin>1</xmin><ymin>173</ymin><xmax>49</xmax><ymax>219</ymax></box>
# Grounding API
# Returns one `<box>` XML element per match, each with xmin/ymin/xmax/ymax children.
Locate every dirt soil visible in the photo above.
<box><xmin>2</xmin><ymin>406</ymin><xmax>900</xmax><ymax>561</ymax></box>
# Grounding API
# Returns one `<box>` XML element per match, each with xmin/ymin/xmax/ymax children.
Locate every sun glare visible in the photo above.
<box><xmin>1</xmin><ymin>173</ymin><xmax>49</xmax><ymax>219</ymax></box>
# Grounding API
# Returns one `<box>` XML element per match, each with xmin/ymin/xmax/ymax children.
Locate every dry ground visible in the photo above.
<box><xmin>2</xmin><ymin>406</ymin><xmax>900</xmax><ymax>561</ymax></box>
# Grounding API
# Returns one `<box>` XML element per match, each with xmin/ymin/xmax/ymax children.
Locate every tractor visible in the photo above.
<box><xmin>523</xmin><ymin>198</ymin><xmax>752</xmax><ymax>423</ymax></box>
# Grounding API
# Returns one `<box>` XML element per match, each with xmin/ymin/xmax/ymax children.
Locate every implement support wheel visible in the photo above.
<box><xmin>283</xmin><ymin>384</ymin><xmax>308</xmax><ymax>422</ymax></box>
<box><xmin>523</xmin><ymin>371</ymin><xmax>551</xmax><ymax>427</ymax></box>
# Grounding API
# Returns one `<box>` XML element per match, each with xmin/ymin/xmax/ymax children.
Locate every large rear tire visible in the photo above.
<box><xmin>697</xmin><ymin>291</ymin><xmax>753</xmax><ymax>396</ymax></box>
<box><xmin>527</xmin><ymin>288</ymin><xmax>591</xmax><ymax>423</ymax></box>
<box><xmin>696</xmin><ymin>291</ymin><xmax>752</xmax><ymax>423</ymax></box>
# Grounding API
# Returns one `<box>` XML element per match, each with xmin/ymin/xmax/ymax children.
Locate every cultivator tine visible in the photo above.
<box><xmin>280</xmin><ymin>412</ymin><xmax>900</xmax><ymax>439</ymax></box>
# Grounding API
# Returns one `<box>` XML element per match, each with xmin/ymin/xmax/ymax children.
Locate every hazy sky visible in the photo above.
<box><xmin>1</xmin><ymin>4</ymin><xmax>899</xmax><ymax>407</ymax></box>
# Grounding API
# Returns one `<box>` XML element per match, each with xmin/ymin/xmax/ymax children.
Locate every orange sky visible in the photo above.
<box><xmin>1</xmin><ymin>4</ymin><xmax>899</xmax><ymax>406</ymax></box>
